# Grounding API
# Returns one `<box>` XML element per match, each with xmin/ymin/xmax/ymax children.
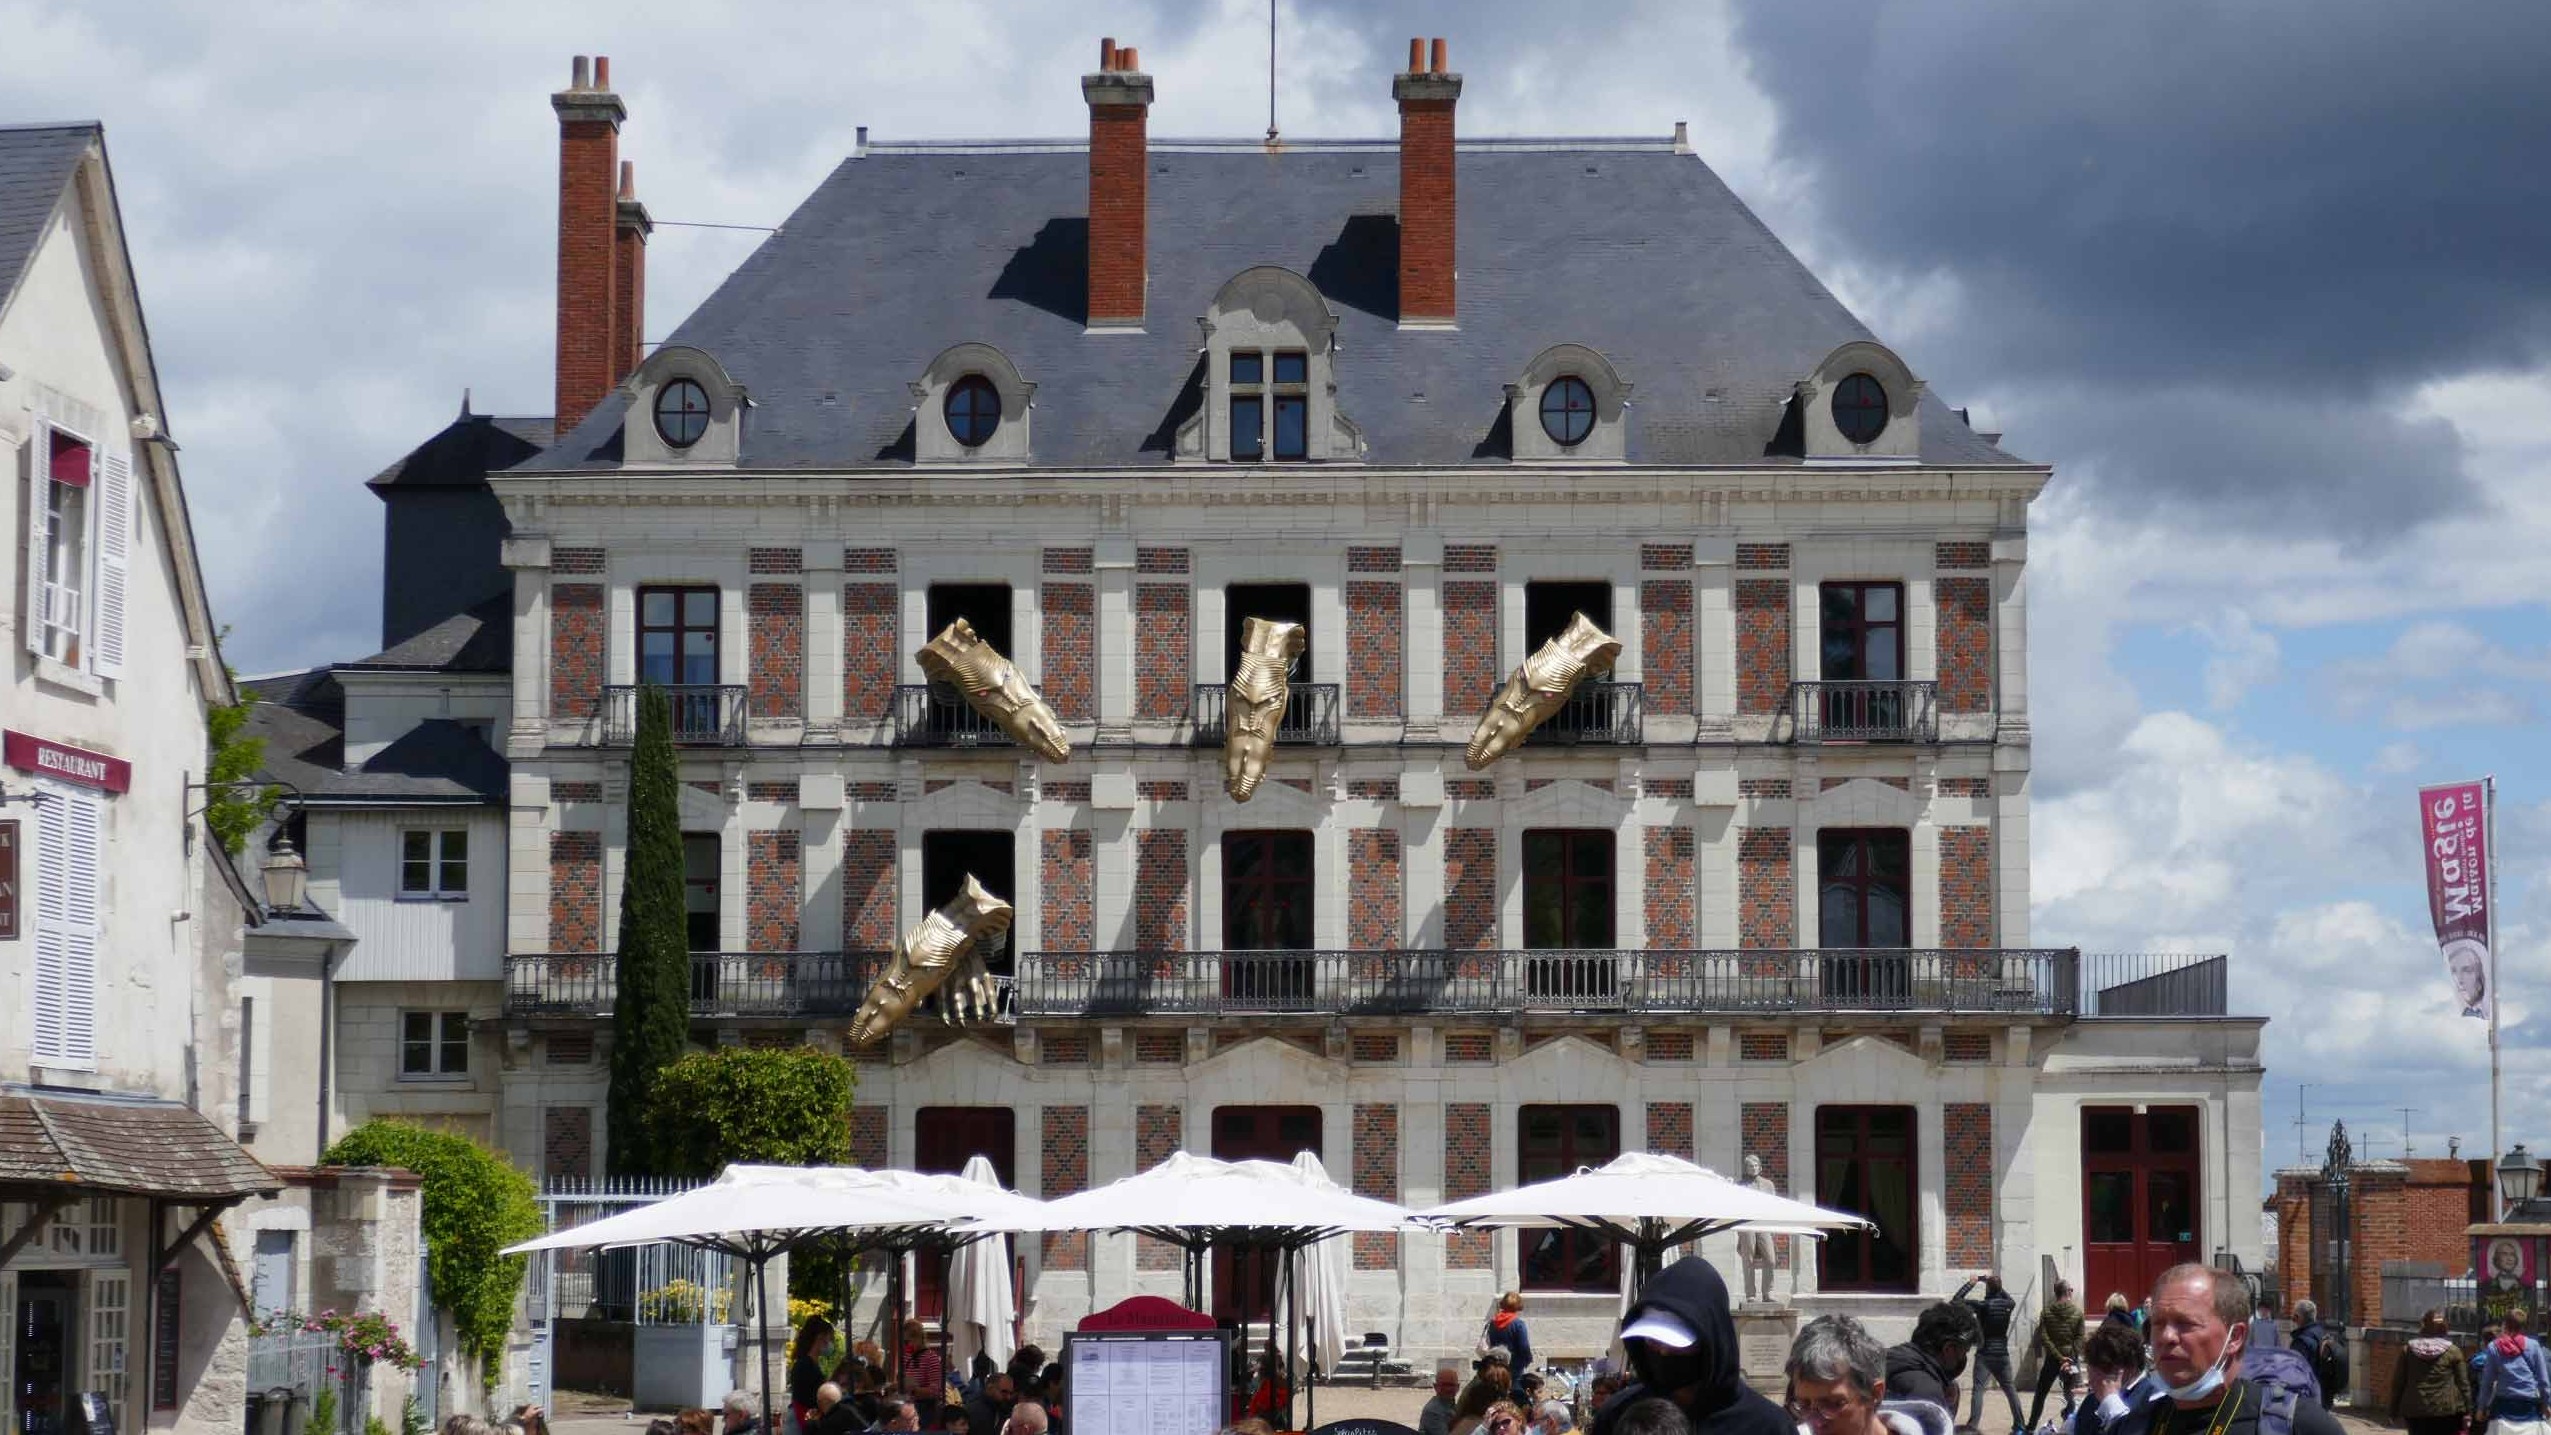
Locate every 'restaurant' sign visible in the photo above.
<box><xmin>2</xmin><ymin>730</ymin><xmax>132</xmax><ymax>794</ymax></box>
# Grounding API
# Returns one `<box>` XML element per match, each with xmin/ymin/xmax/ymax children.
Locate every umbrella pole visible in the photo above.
<box><xmin>754</xmin><ymin>1249</ymin><xmax>776</xmax><ymax>1435</ymax></box>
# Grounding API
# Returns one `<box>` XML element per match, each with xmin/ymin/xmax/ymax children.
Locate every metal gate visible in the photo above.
<box><xmin>528</xmin><ymin>1177</ymin><xmax>729</xmax><ymax>1410</ymax></box>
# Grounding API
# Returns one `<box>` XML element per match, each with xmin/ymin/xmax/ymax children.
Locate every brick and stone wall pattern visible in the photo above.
<box><xmin>552</xmin><ymin>584</ymin><xmax>605</xmax><ymax>719</ymax></box>
<box><xmin>1945</xmin><ymin>1103</ymin><xmax>1993</xmax><ymax>1267</ymax></box>
<box><xmin>1347</xmin><ymin>581</ymin><xmax>1404</xmax><ymax>718</ymax></box>
<box><xmin>1939</xmin><ymin>827</ymin><xmax>1994</xmax><ymax>950</ymax></box>
<box><xmin>843</xmin><ymin>583</ymin><xmax>898</xmax><ymax>722</ymax></box>
<box><xmin>747</xmin><ymin>831</ymin><xmax>801</xmax><ymax>950</ymax></box>
<box><xmin>1937</xmin><ymin>576</ymin><xmax>1994</xmax><ymax>714</ymax></box>
<box><xmin>1135</xmin><ymin>583</ymin><xmax>1191</xmax><ymax>720</ymax></box>
<box><xmin>748</xmin><ymin>582</ymin><xmax>804</xmax><ymax>718</ymax></box>
<box><xmin>1646</xmin><ymin>827</ymin><xmax>1695</xmax><ymax>949</ymax></box>
<box><xmin>1742</xmin><ymin>1103</ymin><xmax>1791</xmax><ymax>1258</ymax></box>
<box><xmin>1349</xmin><ymin>830</ymin><xmax>1402</xmax><ymax>949</ymax></box>
<box><xmin>1738</xmin><ymin>828</ymin><xmax>1793</xmax><ymax>950</ymax></box>
<box><xmin>841</xmin><ymin>831</ymin><xmax>897</xmax><ymax>950</ymax></box>
<box><xmin>1133</xmin><ymin>830</ymin><xmax>1188</xmax><ymax>950</ymax></box>
<box><xmin>1936</xmin><ymin>541</ymin><xmax>1991</xmax><ymax>572</ymax></box>
<box><xmin>1137</xmin><ymin>1106</ymin><xmax>1184</xmax><ymax>1269</ymax></box>
<box><xmin>1444</xmin><ymin>829</ymin><xmax>1498</xmax><ymax>950</ymax></box>
<box><xmin>1445</xmin><ymin>1103</ymin><xmax>1493</xmax><ymax>1268</ymax></box>
<box><xmin>543</xmin><ymin>1107</ymin><xmax>593</xmax><ymax>1184</ymax></box>
<box><xmin>551</xmin><ymin>831</ymin><xmax>602</xmax><ymax>950</ymax></box>
<box><xmin>1042</xmin><ymin>1107</ymin><xmax>1090</xmax><ymax>1268</ymax></box>
<box><xmin>1042</xmin><ymin>830</ymin><xmax>1095</xmax><ymax>953</ymax></box>
<box><xmin>1353</xmin><ymin>1105</ymin><xmax>1401</xmax><ymax>1268</ymax></box>
<box><xmin>1647</xmin><ymin>1103</ymin><xmax>1695</xmax><ymax>1161</ymax></box>
<box><xmin>1735</xmin><ymin>580</ymin><xmax>1791</xmax><ymax>714</ymax></box>
<box><xmin>1443</xmin><ymin>581</ymin><xmax>1499</xmax><ymax>713</ymax></box>
<box><xmin>1041</xmin><ymin>582</ymin><xmax>1094</xmax><ymax>720</ymax></box>
<box><xmin>849</xmin><ymin>1107</ymin><xmax>888</xmax><ymax>1169</ymax></box>
<box><xmin>1641</xmin><ymin>580</ymin><xmax>1693</xmax><ymax>715</ymax></box>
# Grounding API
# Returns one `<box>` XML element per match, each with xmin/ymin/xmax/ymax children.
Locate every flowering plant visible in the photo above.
<box><xmin>248</xmin><ymin>1308</ymin><xmax>425</xmax><ymax>1371</ymax></box>
<box><xmin>638</xmin><ymin>1278</ymin><xmax>731</xmax><ymax>1324</ymax></box>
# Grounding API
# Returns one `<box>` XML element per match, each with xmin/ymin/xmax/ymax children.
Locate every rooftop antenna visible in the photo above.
<box><xmin>1266</xmin><ymin>0</ymin><xmax>1279</xmax><ymax>146</ymax></box>
<box><xmin>2400</xmin><ymin>1107</ymin><xmax>2419</xmax><ymax>1158</ymax></box>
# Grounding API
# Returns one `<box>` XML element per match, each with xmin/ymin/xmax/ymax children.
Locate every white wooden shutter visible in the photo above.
<box><xmin>22</xmin><ymin>418</ymin><xmax>52</xmax><ymax>656</ymax></box>
<box><xmin>31</xmin><ymin>784</ymin><xmax>102</xmax><ymax>1068</ymax></box>
<box><xmin>90</xmin><ymin>448</ymin><xmax>131</xmax><ymax>678</ymax></box>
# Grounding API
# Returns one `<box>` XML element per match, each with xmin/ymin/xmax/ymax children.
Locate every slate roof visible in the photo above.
<box><xmin>242</xmin><ymin>667</ymin><xmax>507</xmax><ymax>805</ymax></box>
<box><xmin>343</xmin><ymin>591</ymin><xmax>513</xmax><ymax>673</ymax></box>
<box><xmin>0</xmin><ymin>1093</ymin><xmax>278</xmax><ymax>1201</ymax></box>
<box><xmin>0</xmin><ymin>123</ymin><xmax>94</xmax><ymax>308</ymax></box>
<box><xmin>366</xmin><ymin>408</ymin><xmax>554</xmax><ymax>490</ymax></box>
<box><xmin>530</xmin><ymin>137</ymin><xmax>2024</xmax><ymax>473</ymax></box>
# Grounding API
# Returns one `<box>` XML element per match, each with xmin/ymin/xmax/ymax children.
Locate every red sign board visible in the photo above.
<box><xmin>2</xmin><ymin>730</ymin><xmax>132</xmax><ymax>793</ymax></box>
<box><xmin>0</xmin><ymin>820</ymin><xmax>16</xmax><ymax>941</ymax></box>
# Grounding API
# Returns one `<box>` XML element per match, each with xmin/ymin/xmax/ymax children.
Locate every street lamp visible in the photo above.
<box><xmin>259</xmin><ymin>834</ymin><xmax>309</xmax><ymax>915</ymax></box>
<box><xmin>2499</xmin><ymin>1144</ymin><xmax>2541</xmax><ymax>1209</ymax></box>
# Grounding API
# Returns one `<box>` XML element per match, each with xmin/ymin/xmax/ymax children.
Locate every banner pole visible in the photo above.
<box><xmin>2489</xmin><ymin>774</ymin><xmax>2504</xmax><ymax>1220</ymax></box>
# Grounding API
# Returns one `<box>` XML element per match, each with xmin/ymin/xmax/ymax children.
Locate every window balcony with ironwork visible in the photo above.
<box><xmin>893</xmin><ymin>684</ymin><xmax>1015</xmax><ymax>748</ymax></box>
<box><xmin>1782</xmin><ymin>680</ymin><xmax>1939</xmax><ymax>743</ymax></box>
<box><xmin>1188</xmin><ymin>683</ymin><xmax>1342</xmax><ymax>746</ymax></box>
<box><xmin>504</xmin><ymin>951</ymin><xmax>890</xmax><ymax>1019</ymax></box>
<box><xmin>600</xmin><ymin>685</ymin><xmax>747</xmax><ymax>745</ymax></box>
<box><xmin>1522</xmin><ymin>680</ymin><xmax>1644</xmax><ymax>747</ymax></box>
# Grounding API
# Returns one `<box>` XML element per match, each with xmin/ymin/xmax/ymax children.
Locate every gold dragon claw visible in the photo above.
<box><xmin>1463</xmin><ymin>611</ymin><xmax>1623</xmax><ymax>770</ymax></box>
<box><xmin>916</xmin><ymin>618</ymin><xmax>1071</xmax><ymax>762</ymax></box>
<box><xmin>1223</xmin><ymin>616</ymin><xmax>1307</xmax><ymax>802</ymax></box>
<box><xmin>848</xmin><ymin>873</ymin><xmax>1015</xmax><ymax>1046</ymax></box>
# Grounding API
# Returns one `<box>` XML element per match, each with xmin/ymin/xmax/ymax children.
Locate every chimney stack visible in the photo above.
<box><xmin>1082</xmin><ymin>38</ymin><xmax>1154</xmax><ymax>330</ymax></box>
<box><xmin>614</xmin><ymin>160</ymin><xmax>651</xmax><ymax>383</ymax></box>
<box><xmin>1393</xmin><ymin>36</ymin><xmax>1462</xmax><ymax>328</ymax></box>
<box><xmin>553</xmin><ymin>54</ymin><xmax>632</xmax><ymax>431</ymax></box>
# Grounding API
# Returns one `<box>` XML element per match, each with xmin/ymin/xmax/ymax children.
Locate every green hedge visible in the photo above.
<box><xmin>323</xmin><ymin>1121</ymin><xmax>542</xmax><ymax>1366</ymax></box>
<box><xmin>648</xmin><ymin>1046</ymin><xmax>857</xmax><ymax>1176</ymax></box>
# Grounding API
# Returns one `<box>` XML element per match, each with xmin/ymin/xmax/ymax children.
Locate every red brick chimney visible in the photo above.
<box><xmin>1394</xmin><ymin>37</ymin><xmax>1462</xmax><ymax>327</ymax></box>
<box><xmin>613</xmin><ymin>159</ymin><xmax>651</xmax><ymax>383</ymax></box>
<box><xmin>1082</xmin><ymin>38</ymin><xmax>1154</xmax><ymax>330</ymax></box>
<box><xmin>553</xmin><ymin>54</ymin><xmax>628</xmax><ymax>431</ymax></box>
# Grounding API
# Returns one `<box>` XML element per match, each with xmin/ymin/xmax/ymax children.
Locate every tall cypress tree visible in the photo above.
<box><xmin>608</xmin><ymin>685</ymin><xmax>691</xmax><ymax>1175</ymax></box>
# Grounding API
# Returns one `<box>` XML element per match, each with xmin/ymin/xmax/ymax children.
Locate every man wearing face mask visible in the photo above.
<box><xmin>2105</xmin><ymin>1264</ymin><xmax>2343</xmax><ymax>1435</ymax></box>
<box><xmin>1881</xmin><ymin>1304</ymin><xmax>1979</xmax><ymax>1412</ymax></box>
<box><xmin>1590</xmin><ymin>1258</ymin><xmax>1794</xmax><ymax>1435</ymax></box>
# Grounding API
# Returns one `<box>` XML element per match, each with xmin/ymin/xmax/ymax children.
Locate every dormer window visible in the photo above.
<box><xmin>1507</xmin><ymin>345</ymin><xmax>1631</xmax><ymax>462</ymax></box>
<box><xmin>1539</xmin><ymin>376</ymin><xmax>1596</xmax><ymax>447</ymax></box>
<box><xmin>1177</xmin><ymin>267</ymin><xmax>1364</xmax><ymax>464</ymax></box>
<box><xmin>653</xmin><ymin>378</ymin><xmax>710</xmax><ymax>448</ymax></box>
<box><xmin>944</xmin><ymin>375</ymin><xmax>1002</xmax><ymax>448</ymax></box>
<box><xmin>623</xmin><ymin>346</ymin><xmax>747</xmax><ymax>467</ymax></box>
<box><xmin>912</xmin><ymin>344</ymin><xmax>1033</xmax><ymax>463</ymax></box>
<box><xmin>1799</xmin><ymin>341</ymin><xmax>1923</xmax><ymax>462</ymax></box>
<box><xmin>1229</xmin><ymin>350</ymin><xmax>1310</xmax><ymax>461</ymax></box>
<box><xmin>1831</xmin><ymin>373</ymin><xmax>1888</xmax><ymax>444</ymax></box>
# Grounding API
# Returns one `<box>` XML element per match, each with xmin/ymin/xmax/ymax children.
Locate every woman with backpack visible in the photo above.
<box><xmin>2479</xmin><ymin>1308</ymin><xmax>2551</xmax><ymax>1433</ymax></box>
<box><xmin>2390</xmin><ymin>1310</ymin><xmax>2474</xmax><ymax>1435</ymax></box>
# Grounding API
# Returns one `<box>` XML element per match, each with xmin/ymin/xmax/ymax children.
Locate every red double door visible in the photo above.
<box><xmin>2082</xmin><ymin>1106</ymin><xmax>2201</xmax><ymax>1307</ymax></box>
<box><xmin>1212</xmin><ymin>1107</ymin><xmax>1323</xmax><ymax>1322</ymax></box>
<box><xmin>913</xmin><ymin>1108</ymin><xmax>1018</xmax><ymax>1321</ymax></box>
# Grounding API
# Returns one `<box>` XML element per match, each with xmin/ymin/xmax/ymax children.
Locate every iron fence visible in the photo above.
<box><xmin>893</xmin><ymin>684</ymin><xmax>1016</xmax><ymax>747</ymax></box>
<box><xmin>2079</xmin><ymin>953</ymin><xmax>2228</xmax><ymax>1017</ymax></box>
<box><xmin>1189</xmin><ymin>683</ymin><xmax>1343</xmax><ymax>745</ymax></box>
<box><xmin>504</xmin><ymin>951</ymin><xmax>890</xmax><ymax>1017</ymax></box>
<box><xmin>1783</xmin><ymin>680</ymin><xmax>1941</xmax><ymax>743</ymax></box>
<box><xmin>602</xmin><ymin>685</ymin><xmax>748</xmax><ymax>745</ymax></box>
<box><xmin>1522</xmin><ymin>680</ymin><xmax>1644</xmax><ymax>746</ymax></box>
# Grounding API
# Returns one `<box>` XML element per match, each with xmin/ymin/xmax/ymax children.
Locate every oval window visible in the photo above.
<box><xmin>944</xmin><ymin>375</ymin><xmax>1003</xmax><ymax>448</ymax></box>
<box><xmin>1831</xmin><ymin>372</ymin><xmax>1888</xmax><ymax>445</ymax></box>
<box><xmin>653</xmin><ymin>377</ymin><xmax>711</xmax><ymax>448</ymax></box>
<box><xmin>1539</xmin><ymin>375</ymin><xmax>1596</xmax><ymax>447</ymax></box>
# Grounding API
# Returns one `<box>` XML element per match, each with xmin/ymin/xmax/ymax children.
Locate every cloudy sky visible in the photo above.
<box><xmin>7</xmin><ymin>1</ymin><xmax>2546</xmax><ymax>1182</ymax></box>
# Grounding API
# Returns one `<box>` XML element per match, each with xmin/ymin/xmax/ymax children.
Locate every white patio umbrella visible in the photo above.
<box><xmin>1418</xmin><ymin>1151</ymin><xmax>1871</xmax><ymax>1288</ymax></box>
<box><xmin>942</xmin><ymin>1156</ymin><xmax>1020</xmax><ymax>1370</ymax></box>
<box><xmin>1285</xmin><ymin>1152</ymin><xmax>1351</xmax><ymax>1380</ymax></box>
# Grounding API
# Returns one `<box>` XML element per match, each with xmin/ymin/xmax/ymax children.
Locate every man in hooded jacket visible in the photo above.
<box><xmin>1590</xmin><ymin>1258</ymin><xmax>1794</xmax><ymax>1435</ymax></box>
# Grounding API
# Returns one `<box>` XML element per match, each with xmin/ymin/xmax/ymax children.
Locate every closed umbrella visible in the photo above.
<box><xmin>944</xmin><ymin>1156</ymin><xmax>1019</xmax><ymax>1369</ymax></box>
<box><xmin>1285</xmin><ymin>1152</ymin><xmax>1349</xmax><ymax>1380</ymax></box>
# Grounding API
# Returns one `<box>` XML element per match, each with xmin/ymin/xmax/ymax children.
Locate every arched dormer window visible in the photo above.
<box><xmin>1507</xmin><ymin>344</ymin><xmax>1633</xmax><ymax>462</ymax></box>
<box><xmin>1175</xmin><ymin>267</ymin><xmax>1364</xmax><ymax>464</ymax></box>
<box><xmin>623</xmin><ymin>346</ymin><xmax>747</xmax><ymax>467</ymax></box>
<box><xmin>1798</xmin><ymin>340</ymin><xmax>1923</xmax><ymax>463</ymax></box>
<box><xmin>912</xmin><ymin>342</ymin><xmax>1035</xmax><ymax>464</ymax></box>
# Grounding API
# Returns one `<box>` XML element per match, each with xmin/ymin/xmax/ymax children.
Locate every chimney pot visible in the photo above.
<box><xmin>1123</xmin><ymin>46</ymin><xmax>1138</xmax><ymax>70</ymax></box>
<box><xmin>618</xmin><ymin>159</ymin><xmax>635</xmax><ymax>200</ymax></box>
<box><xmin>1101</xmin><ymin>37</ymin><xmax>1117</xmax><ymax>70</ymax></box>
<box><xmin>1672</xmin><ymin>119</ymin><xmax>1690</xmax><ymax>153</ymax></box>
<box><xmin>855</xmin><ymin>124</ymin><xmax>869</xmax><ymax>153</ymax></box>
<box><xmin>1408</xmin><ymin>38</ymin><xmax>1425</xmax><ymax>73</ymax></box>
<box><xmin>1430</xmin><ymin>38</ymin><xmax>1447</xmax><ymax>74</ymax></box>
<box><xmin>594</xmin><ymin>55</ymin><xmax>610</xmax><ymax>89</ymax></box>
<box><xmin>571</xmin><ymin>55</ymin><xmax>590</xmax><ymax>89</ymax></box>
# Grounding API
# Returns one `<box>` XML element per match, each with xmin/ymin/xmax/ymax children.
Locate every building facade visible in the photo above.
<box><xmin>308</xmin><ymin>45</ymin><xmax>2266</xmax><ymax>1366</ymax></box>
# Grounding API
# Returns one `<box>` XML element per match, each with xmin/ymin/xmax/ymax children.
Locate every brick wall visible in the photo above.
<box><xmin>1936</xmin><ymin>541</ymin><xmax>1991</xmax><ymax>572</ymax></box>
<box><xmin>553</xmin><ymin>547</ymin><xmax>604</xmax><ymax>575</ymax></box>
<box><xmin>1137</xmin><ymin>1105</ymin><xmax>1184</xmax><ymax>1269</ymax></box>
<box><xmin>1945</xmin><ymin>1103</ymin><xmax>1994</xmax><ymax>1266</ymax></box>
<box><xmin>748</xmin><ymin>583</ymin><xmax>803</xmax><ymax>718</ymax></box>
<box><xmin>1042</xmin><ymin>1107</ymin><xmax>1090</xmax><ymax>1268</ymax></box>
<box><xmin>1042</xmin><ymin>830</ymin><xmax>1095</xmax><ymax>952</ymax></box>
<box><xmin>747</xmin><ymin>831</ymin><xmax>800</xmax><ymax>950</ymax></box>
<box><xmin>1086</xmin><ymin>92</ymin><xmax>1148</xmax><ymax>326</ymax></box>
<box><xmin>1041</xmin><ymin>581</ymin><xmax>1094</xmax><ymax>720</ymax></box>
<box><xmin>1939</xmin><ymin>828</ymin><xmax>1994</xmax><ymax>949</ymax></box>
<box><xmin>1738</xmin><ymin>828</ymin><xmax>1793</xmax><ymax>949</ymax></box>
<box><xmin>543</xmin><ymin>1106</ymin><xmax>593</xmax><ymax>1183</ymax></box>
<box><xmin>1132</xmin><ymin>830</ymin><xmax>1188</xmax><ymax>950</ymax></box>
<box><xmin>1135</xmin><ymin>583</ymin><xmax>1190</xmax><ymax>720</ymax></box>
<box><xmin>1940</xmin><ymin>777</ymin><xmax>1992</xmax><ymax>799</ymax></box>
<box><xmin>1647</xmin><ymin>1102</ymin><xmax>1695</xmax><ymax>1161</ymax></box>
<box><xmin>843</xmin><ymin>583</ymin><xmax>897</xmax><ymax>722</ymax></box>
<box><xmin>841</xmin><ymin>831</ymin><xmax>897</xmax><ymax>949</ymax></box>
<box><xmin>848</xmin><ymin>1106</ymin><xmax>888</xmax><ymax>1169</ymax></box>
<box><xmin>844</xmin><ymin>548</ymin><xmax>896</xmax><ymax>574</ymax></box>
<box><xmin>1347</xmin><ymin>580</ymin><xmax>1405</xmax><ymax>718</ymax></box>
<box><xmin>551</xmin><ymin>831</ymin><xmax>601</xmax><ymax>950</ymax></box>
<box><xmin>1396</xmin><ymin>91</ymin><xmax>1457</xmax><ymax>320</ymax></box>
<box><xmin>1937</xmin><ymin>576</ymin><xmax>1994</xmax><ymax>714</ymax></box>
<box><xmin>1646</xmin><ymin>827</ymin><xmax>1694</xmax><ymax>949</ymax></box>
<box><xmin>1444</xmin><ymin>829</ymin><xmax>1498</xmax><ymax>950</ymax></box>
<box><xmin>1445</xmin><ymin>544</ymin><xmax>1497</xmax><ymax>573</ymax></box>
<box><xmin>1743</xmin><ymin>1103</ymin><xmax>1791</xmax><ymax>1259</ymax></box>
<box><xmin>552</xmin><ymin>584</ymin><xmax>604</xmax><ymax>719</ymax></box>
<box><xmin>1349</xmin><ymin>830</ymin><xmax>1403</xmax><ymax>949</ymax></box>
<box><xmin>1445</xmin><ymin>1103</ymin><xmax>1493</xmax><ymax>1268</ymax></box>
<box><xmin>1735</xmin><ymin>579</ymin><xmax>1791</xmax><ymax>715</ymax></box>
<box><xmin>1641</xmin><ymin>579</ymin><xmax>1694</xmax><ymax>715</ymax></box>
<box><xmin>1443</xmin><ymin>580</ymin><xmax>1498</xmax><ymax>714</ymax></box>
<box><xmin>1354</xmin><ymin>1104</ymin><xmax>1401</xmax><ymax>1269</ymax></box>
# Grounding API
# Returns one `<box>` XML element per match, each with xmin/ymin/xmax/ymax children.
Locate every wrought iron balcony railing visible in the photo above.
<box><xmin>1782</xmin><ymin>680</ymin><xmax>1940</xmax><ymax>743</ymax></box>
<box><xmin>505</xmin><ymin>951</ymin><xmax>890</xmax><ymax>1018</ymax></box>
<box><xmin>601</xmin><ymin>685</ymin><xmax>748</xmax><ymax>745</ymax></box>
<box><xmin>1188</xmin><ymin>683</ymin><xmax>1343</xmax><ymax>746</ymax></box>
<box><xmin>893</xmin><ymin>684</ymin><xmax>1016</xmax><ymax>748</ymax></box>
<box><xmin>1521</xmin><ymin>679</ymin><xmax>1644</xmax><ymax>746</ymax></box>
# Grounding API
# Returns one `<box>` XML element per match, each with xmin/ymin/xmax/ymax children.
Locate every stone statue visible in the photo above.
<box><xmin>916</xmin><ymin>618</ymin><xmax>1070</xmax><ymax>761</ymax></box>
<box><xmin>1463</xmin><ymin>612</ymin><xmax>1623</xmax><ymax>769</ymax></box>
<box><xmin>1223</xmin><ymin>616</ymin><xmax>1307</xmax><ymax>802</ymax></box>
<box><xmin>1739</xmin><ymin>1153</ymin><xmax>1783</xmax><ymax>1302</ymax></box>
<box><xmin>849</xmin><ymin>874</ymin><xmax>1010</xmax><ymax>1046</ymax></box>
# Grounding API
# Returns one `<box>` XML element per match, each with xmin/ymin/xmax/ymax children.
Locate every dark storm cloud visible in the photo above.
<box><xmin>1723</xmin><ymin>0</ymin><xmax>2551</xmax><ymax>532</ymax></box>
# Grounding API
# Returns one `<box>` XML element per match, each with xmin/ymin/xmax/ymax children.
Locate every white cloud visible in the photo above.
<box><xmin>2188</xmin><ymin>609</ymin><xmax>2281</xmax><ymax>711</ymax></box>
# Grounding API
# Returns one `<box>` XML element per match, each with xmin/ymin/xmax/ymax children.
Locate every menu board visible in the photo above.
<box><xmin>1064</xmin><ymin>1331</ymin><xmax>1229</xmax><ymax>1435</ymax></box>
